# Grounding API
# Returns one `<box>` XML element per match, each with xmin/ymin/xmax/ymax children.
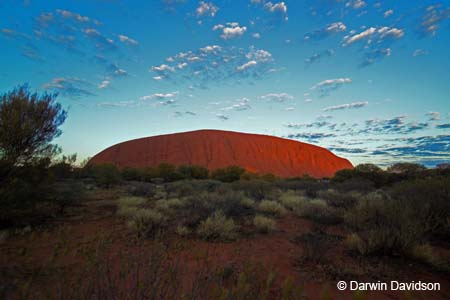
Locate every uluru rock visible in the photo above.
<box><xmin>89</xmin><ymin>129</ymin><xmax>353</xmax><ymax>178</ymax></box>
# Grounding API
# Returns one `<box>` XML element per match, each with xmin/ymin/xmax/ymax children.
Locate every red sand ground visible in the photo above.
<box><xmin>1</xmin><ymin>189</ymin><xmax>449</xmax><ymax>300</ymax></box>
<box><xmin>89</xmin><ymin>129</ymin><xmax>353</xmax><ymax>178</ymax></box>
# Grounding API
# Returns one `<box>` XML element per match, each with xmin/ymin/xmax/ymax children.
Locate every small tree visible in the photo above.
<box><xmin>0</xmin><ymin>85</ymin><xmax>67</xmax><ymax>166</ymax></box>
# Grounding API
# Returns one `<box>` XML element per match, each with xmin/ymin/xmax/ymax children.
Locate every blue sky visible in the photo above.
<box><xmin>1</xmin><ymin>0</ymin><xmax>449</xmax><ymax>166</ymax></box>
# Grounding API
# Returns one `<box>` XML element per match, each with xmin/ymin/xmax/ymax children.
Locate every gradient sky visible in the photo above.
<box><xmin>1</xmin><ymin>0</ymin><xmax>449</xmax><ymax>167</ymax></box>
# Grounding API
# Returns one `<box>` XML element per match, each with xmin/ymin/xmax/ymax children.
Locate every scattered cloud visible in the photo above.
<box><xmin>413</xmin><ymin>49</ymin><xmax>428</xmax><ymax>57</ymax></box>
<box><xmin>140</xmin><ymin>92</ymin><xmax>178</xmax><ymax>101</ymax></box>
<box><xmin>149</xmin><ymin>45</ymin><xmax>275</xmax><ymax>88</ymax></box>
<box><xmin>118</xmin><ymin>34</ymin><xmax>139</xmax><ymax>46</ymax></box>
<box><xmin>216</xmin><ymin>113</ymin><xmax>229</xmax><ymax>120</ymax></box>
<box><xmin>384</xmin><ymin>9</ymin><xmax>394</xmax><ymax>18</ymax></box>
<box><xmin>236</xmin><ymin>60</ymin><xmax>257</xmax><ymax>72</ymax></box>
<box><xmin>98</xmin><ymin>80</ymin><xmax>111</xmax><ymax>89</ymax></box>
<box><xmin>305</xmin><ymin>49</ymin><xmax>335</xmax><ymax>65</ymax></box>
<box><xmin>436</xmin><ymin>123</ymin><xmax>450</xmax><ymax>129</ymax></box>
<box><xmin>213</xmin><ymin>22</ymin><xmax>247</xmax><ymax>39</ymax></box>
<box><xmin>419</xmin><ymin>4</ymin><xmax>450</xmax><ymax>37</ymax></box>
<box><xmin>304</xmin><ymin>22</ymin><xmax>347</xmax><ymax>41</ymax></box>
<box><xmin>43</xmin><ymin>77</ymin><xmax>95</xmax><ymax>98</ymax></box>
<box><xmin>426</xmin><ymin>111</ymin><xmax>441</xmax><ymax>121</ymax></box>
<box><xmin>322</xmin><ymin>101</ymin><xmax>368</xmax><ymax>112</ymax></box>
<box><xmin>196</xmin><ymin>1</ymin><xmax>219</xmax><ymax>18</ymax></box>
<box><xmin>342</xmin><ymin>26</ymin><xmax>404</xmax><ymax>46</ymax></box>
<box><xmin>286</xmin><ymin>132</ymin><xmax>337</xmax><ymax>141</ymax></box>
<box><xmin>310</xmin><ymin>78</ymin><xmax>352</xmax><ymax>96</ymax></box>
<box><xmin>259</xmin><ymin>93</ymin><xmax>293</xmax><ymax>102</ymax></box>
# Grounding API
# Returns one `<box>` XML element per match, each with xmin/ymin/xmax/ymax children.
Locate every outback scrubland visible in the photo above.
<box><xmin>1</xmin><ymin>87</ymin><xmax>450</xmax><ymax>299</ymax></box>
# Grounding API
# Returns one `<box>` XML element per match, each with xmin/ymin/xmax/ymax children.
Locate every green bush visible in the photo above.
<box><xmin>91</xmin><ymin>163</ymin><xmax>121</xmax><ymax>187</ymax></box>
<box><xmin>390</xmin><ymin>178</ymin><xmax>450</xmax><ymax>237</ymax></box>
<box><xmin>345</xmin><ymin>192</ymin><xmax>424</xmax><ymax>256</ymax></box>
<box><xmin>127</xmin><ymin>208</ymin><xmax>166</xmax><ymax>239</ymax></box>
<box><xmin>196</xmin><ymin>210</ymin><xmax>237</xmax><ymax>241</ymax></box>
<box><xmin>51</xmin><ymin>180</ymin><xmax>84</xmax><ymax>214</ymax></box>
<box><xmin>117</xmin><ymin>196</ymin><xmax>146</xmax><ymax>208</ymax></box>
<box><xmin>126</xmin><ymin>181</ymin><xmax>156</xmax><ymax>198</ymax></box>
<box><xmin>177</xmin><ymin>164</ymin><xmax>209</xmax><ymax>179</ymax></box>
<box><xmin>258</xmin><ymin>200</ymin><xmax>286</xmax><ymax>217</ymax></box>
<box><xmin>318</xmin><ymin>190</ymin><xmax>359</xmax><ymax>209</ymax></box>
<box><xmin>279</xmin><ymin>191</ymin><xmax>307</xmax><ymax>211</ymax></box>
<box><xmin>253</xmin><ymin>215</ymin><xmax>276</xmax><ymax>234</ymax></box>
<box><xmin>231</xmin><ymin>179</ymin><xmax>276</xmax><ymax>200</ymax></box>
<box><xmin>121</xmin><ymin>167</ymin><xmax>143</xmax><ymax>181</ymax></box>
<box><xmin>294</xmin><ymin>199</ymin><xmax>342</xmax><ymax>225</ymax></box>
<box><xmin>211</xmin><ymin>165</ymin><xmax>245</xmax><ymax>182</ymax></box>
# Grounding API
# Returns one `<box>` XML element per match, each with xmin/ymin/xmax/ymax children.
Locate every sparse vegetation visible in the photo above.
<box><xmin>258</xmin><ymin>200</ymin><xmax>286</xmax><ymax>217</ymax></box>
<box><xmin>196</xmin><ymin>210</ymin><xmax>237</xmax><ymax>241</ymax></box>
<box><xmin>253</xmin><ymin>215</ymin><xmax>276</xmax><ymax>233</ymax></box>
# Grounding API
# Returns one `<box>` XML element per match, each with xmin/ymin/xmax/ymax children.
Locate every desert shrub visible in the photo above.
<box><xmin>258</xmin><ymin>200</ymin><xmax>286</xmax><ymax>217</ymax></box>
<box><xmin>126</xmin><ymin>181</ymin><xmax>156</xmax><ymax>198</ymax></box>
<box><xmin>390</xmin><ymin>178</ymin><xmax>450</xmax><ymax>238</ymax></box>
<box><xmin>188</xmin><ymin>179</ymin><xmax>223</xmax><ymax>193</ymax></box>
<box><xmin>177</xmin><ymin>164</ymin><xmax>209</xmax><ymax>180</ymax></box>
<box><xmin>211</xmin><ymin>165</ymin><xmax>245</xmax><ymax>182</ymax></box>
<box><xmin>180</xmin><ymin>190</ymin><xmax>249</xmax><ymax>227</ymax></box>
<box><xmin>240</xmin><ymin>197</ymin><xmax>255</xmax><ymax>209</ymax></box>
<box><xmin>294</xmin><ymin>199</ymin><xmax>342</xmax><ymax>225</ymax></box>
<box><xmin>196</xmin><ymin>210</ymin><xmax>237</xmax><ymax>241</ymax></box>
<box><xmin>155</xmin><ymin>198</ymin><xmax>185</xmax><ymax>214</ymax></box>
<box><xmin>121</xmin><ymin>167</ymin><xmax>143</xmax><ymax>181</ymax></box>
<box><xmin>279</xmin><ymin>191</ymin><xmax>307</xmax><ymax>211</ymax></box>
<box><xmin>345</xmin><ymin>192</ymin><xmax>424</xmax><ymax>256</ymax></box>
<box><xmin>176</xmin><ymin>225</ymin><xmax>191</xmax><ymax>236</ymax></box>
<box><xmin>332</xmin><ymin>178</ymin><xmax>375</xmax><ymax>193</ymax></box>
<box><xmin>51</xmin><ymin>180</ymin><xmax>84</xmax><ymax>214</ymax></box>
<box><xmin>91</xmin><ymin>163</ymin><xmax>121</xmax><ymax>187</ymax></box>
<box><xmin>117</xmin><ymin>196</ymin><xmax>146</xmax><ymax>208</ymax></box>
<box><xmin>318</xmin><ymin>190</ymin><xmax>359</xmax><ymax>209</ymax></box>
<box><xmin>117</xmin><ymin>206</ymin><xmax>139</xmax><ymax>218</ymax></box>
<box><xmin>49</xmin><ymin>154</ymin><xmax>77</xmax><ymax>179</ymax></box>
<box><xmin>231</xmin><ymin>179</ymin><xmax>277</xmax><ymax>200</ymax></box>
<box><xmin>127</xmin><ymin>208</ymin><xmax>166</xmax><ymax>239</ymax></box>
<box><xmin>0</xmin><ymin>160</ymin><xmax>52</xmax><ymax>210</ymax></box>
<box><xmin>253</xmin><ymin>215</ymin><xmax>276</xmax><ymax>233</ymax></box>
<box><xmin>165</xmin><ymin>181</ymin><xmax>195</xmax><ymax>198</ymax></box>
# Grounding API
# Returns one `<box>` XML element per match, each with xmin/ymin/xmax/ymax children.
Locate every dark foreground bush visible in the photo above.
<box><xmin>345</xmin><ymin>191</ymin><xmax>425</xmax><ymax>256</ymax></box>
<box><xmin>390</xmin><ymin>178</ymin><xmax>450</xmax><ymax>238</ymax></box>
<box><xmin>91</xmin><ymin>163</ymin><xmax>121</xmax><ymax>187</ymax></box>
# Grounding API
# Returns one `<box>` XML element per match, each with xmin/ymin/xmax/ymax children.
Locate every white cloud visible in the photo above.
<box><xmin>213</xmin><ymin>22</ymin><xmax>247</xmax><ymax>39</ymax></box>
<box><xmin>384</xmin><ymin>9</ymin><xmax>394</xmax><ymax>18</ymax></box>
<box><xmin>151</xmin><ymin>64</ymin><xmax>175</xmax><ymax>72</ymax></box>
<box><xmin>56</xmin><ymin>9</ymin><xmax>89</xmax><ymax>23</ymax></box>
<box><xmin>343</xmin><ymin>26</ymin><xmax>404</xmax><ymax>46</ymax></box>
<box><xmin>196</xmin><ymin>1</ymin><xmax>219</xmax><ymax>18</ymax></box>
<box><xmin>264</xmin><ymin>2</ymin><xmax>287</xmax><ymax>14</ymax></box>
<box><xmin>343</xmin><ymin>27</ymin><xmax>376</xmax><ymax>45</ymax></box>
<box><xmin>259</xmin><ymin>92</ymin><xmax>294</xmax><ymax>102</ymax></box>
<box><xmin>426</xmin><ymin>111</ymin><xmax>441</xmax><ymax>121</ymax></box>
<box><xmin>311</xmin><ymin>78</ymin><xmax>352</xmax><ymax>90</ymax></box>
<box><xmin>326</xmin><ymin>22</ymin><xmax>347</xmax><ymax>32</ymax></box>
<box><xmin>236</xmin><ymin>60</ymin><xmax>257</xmax><ymax>72</ymax></box>
<box><xmin>98</xmin><ymin>80</ymin><xmax>110</xmax><ymax>89</ymax></box>
<box><xmin>346</xmin><ymin>0</ymin><xmax>366</xmax><ymax>9</ymax></box>
<box><xmin>118</xmin><ymin>34</ymin><xmax>139</xmax><ymax>45</ymax></box>
<box><xmin>412</xmin><ymin>49</ymin><xmax>428</xmax><ymax>57</ymax></box>
<box><xmin>322</xmin><ymin>101</ymin><xmax>368</xmax><ymax>112</ymax></box>
<box><xmin>140</xmin><ymin>92</ymin><xmax>178</xmax><ymax>101</ymax></box>
<box><xmin>377</xmin><ymin>27</ymin><xmax>404</xmax><ymax>39</ymax></box>
<box><xmin>252</xmin><ymin>32</ymin><xmax>261</xmax><ymax>39</ymax></box>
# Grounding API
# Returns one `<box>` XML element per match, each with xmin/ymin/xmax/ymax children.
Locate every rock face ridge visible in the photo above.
<box><xmin>89</xmin><ymin>129</ymin><xmax>353</xmax><ymax>178</ymax></box>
